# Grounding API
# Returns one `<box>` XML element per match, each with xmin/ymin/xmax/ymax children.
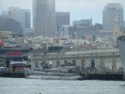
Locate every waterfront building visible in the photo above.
<box><xmin>33</xmin><ymin>0</ymin><xmax>56</xmax><ymax>37</ymax></box>
<box><xmin>8</xmin><ymin>7</ymin><xmax>31</xmax><ymax>28</ymax></box>
<box><xmin>0</xmin><ymin>47</ymin><xmax>32</xmax><ymax>72</ymax></box>
<box><xmin>103</xmin><ymin>3</ymin><xmax>124</xmax><ymax>33</ymax></box>
<box><xmin>29</xmin><ymin>48</ymin><xmax>122</xmax><ymax>73</ymax></box>
<box><xmin>56</xmin><ymin>12</ymin><xmax>70</xmax><ymax>33</ymax></box>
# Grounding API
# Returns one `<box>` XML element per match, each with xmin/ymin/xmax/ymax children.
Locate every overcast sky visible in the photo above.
<box><xmin>0</xmin><ymin>0</ymin><xmax>125</xmax><ymax>24</ymax></box>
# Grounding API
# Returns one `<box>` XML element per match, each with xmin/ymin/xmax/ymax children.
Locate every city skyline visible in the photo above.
<box><xmin>0</xmin><ymin>0</ymin><xmax>125</xmax><ymax>24</ymax></box>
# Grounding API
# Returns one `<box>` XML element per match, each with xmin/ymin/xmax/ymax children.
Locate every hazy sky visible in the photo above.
<box><xmin>0</xmin><ymin>0</ymin><xmax>125</xmax><ymax>24</ymax></box>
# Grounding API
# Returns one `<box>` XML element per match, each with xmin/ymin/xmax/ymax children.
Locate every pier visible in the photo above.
<box><xmin>79</xmin><ymin>73</ymin><xmax>123</xmax><ymax>81</ymax></box>
<box><xmin>0</xmin><ymin>71</ymin><xmax>25</xmax><ymax>78</ymax></box>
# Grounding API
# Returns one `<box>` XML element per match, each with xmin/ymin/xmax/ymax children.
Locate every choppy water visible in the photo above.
<box><xmin>0</xmin><ymin>78</ymin><xmax>125</xmax><ymax>94</ymax></box>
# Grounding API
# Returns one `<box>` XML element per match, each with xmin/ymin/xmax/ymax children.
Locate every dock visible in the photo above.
<box><xmin>79</xmin><ymin>73</ymin><xmax>123</xmax><ymax>81</ymax></box>
<box><xmin>0</xmin><ymin>71</ymin><xmax>25</xmax><ymax>78</ymax></box>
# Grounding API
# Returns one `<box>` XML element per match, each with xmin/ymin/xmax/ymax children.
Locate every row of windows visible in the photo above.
<box><xmin>47</xmin><ymin>54</ymin><xmax>120</xmax><ymax>60</ymax></box>
<box><xmin>35</xmin><ymin>59</ymin><xmax>95</xmax><ymax>68</ymax></box>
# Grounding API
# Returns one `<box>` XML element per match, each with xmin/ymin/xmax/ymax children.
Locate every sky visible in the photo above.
<box><xmin>0</xmin><ymin>0</ymin><xmax>125</xmax><ymax>24</ymax></box>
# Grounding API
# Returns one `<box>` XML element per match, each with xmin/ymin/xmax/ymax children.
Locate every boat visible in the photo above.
<box><xmin>24</xmin><ymin>68</ymin><xmax>82</xmax><ymax>80</ymax></box>
<box><xmin>117</xmin><ymin>36</ymin><xmax>125</xmax><ymax>79</ymax></box>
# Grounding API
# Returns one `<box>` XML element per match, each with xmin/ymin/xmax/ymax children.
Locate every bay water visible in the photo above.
<box><xmin>0</xmin><ymin>78</ymin><xmax>125</xmax><ymax>94</ymax></box>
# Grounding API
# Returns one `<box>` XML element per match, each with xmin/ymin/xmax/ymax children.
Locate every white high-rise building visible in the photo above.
<box><xmin>103</xmin><ymin>3</ymin><xmax>124</xmax><ymax>32</ymax></box>
<box><xmin>33</xmin><ymin>0</ymin><xmax>56</xmax><ymax>37</ymax></box>
<box><xmin>8</xmin><ymin>7</ymin><xmax>31</xmax><ymax>28</ymax></box>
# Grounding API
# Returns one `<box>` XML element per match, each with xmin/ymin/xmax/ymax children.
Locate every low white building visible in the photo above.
<box><xmin>29</xmin><ymin>48</ymin><xmax>122</xmax><ymax>73</ymax></box>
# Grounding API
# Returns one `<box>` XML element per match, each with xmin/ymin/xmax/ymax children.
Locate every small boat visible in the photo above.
<box><xmin>24</xmin><ymin>68</ymin><xmax>82</xmax><ymax>80</ymax></box>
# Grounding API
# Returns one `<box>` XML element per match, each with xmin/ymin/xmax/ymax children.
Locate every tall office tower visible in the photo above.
<box><xmin>56</xmin><ymin>12</ymin><xmax>70</xmax><ymax>27</ymax></box>
<box><xmin>49</xmin><ymin>0</ymin><xmax>56</xmax><ymax>33</ymax></box>
<box><xmin>56</xmin><ymin>12</ymin><xmax>70</xmax><ymax>35</ymax></box>
<box><xmin>103</xmin><ymin>3</ymin><xmax>124</xmax><ymax>33</ymax></box>
<box><xmin>33</xmin><ymin>0</ymin><xmax>56</xmax><ymax>37</ymax></box>
<box><xmin>8</xmin><ymin>7</ymin><xmax>31</xmax><ymax>28</ymax></box>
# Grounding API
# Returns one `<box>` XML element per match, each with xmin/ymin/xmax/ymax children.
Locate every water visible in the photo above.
<box><xmin>0</xmin><ymin>78</ymin><xmax>125</xmax><ymax>94</ymax></box>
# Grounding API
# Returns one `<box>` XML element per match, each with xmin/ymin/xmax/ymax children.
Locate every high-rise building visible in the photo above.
<box><xmin>73</xmin><ymin>19</ymin><xmax>95</xmax><ymax>39</ymax></box>
<box><xmin>103</xmin><ymin>3</ymin><xmax>124</xmax><ymax>32</ymax></box>
<box><xmin>24</xmin><ymin>10</ymin><xmax>31</xmax><ymax>28</ymax></box>
<box><xmin>33</xmin><ymin>0</ymin><xmax>56</xmax><ymax>37</ymax></box>
<box><xmin>56</xmin><ymin>12</ymin><xmax>70</xmax><ymax>34</ymax></box>
<box><xmin>8</xmin><ymin>7</ymin><xmax>31</xmax><ymax>28</ymax></box>
<box><xmin>56</xmin><ymin>12</ymin><xmax>70</xmax><ymax>27</ymax></box>
<box><xmin>0</xmin><ymin>16</ymin><xmax>23</xmax><ymax>35</ymax></box>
